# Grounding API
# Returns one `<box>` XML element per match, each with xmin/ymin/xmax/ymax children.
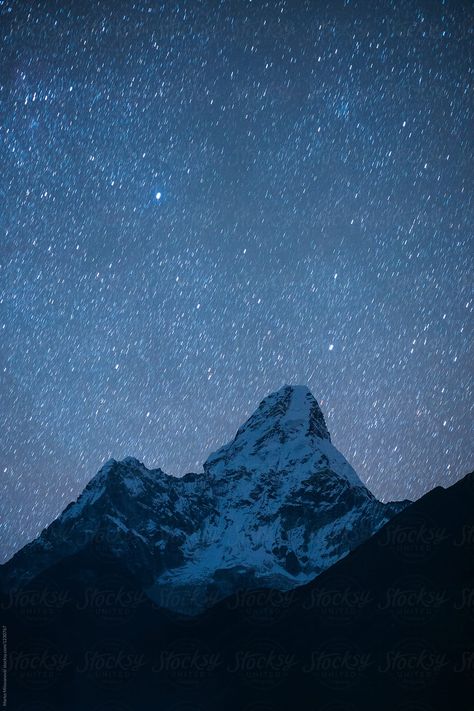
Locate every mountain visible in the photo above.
<box><xmin>3</xmin><ymin>466</ymin><xmax>472</xmax><ymax>711</ymax></box>
<box><xmin>1</xmin><ymin>385</ymin><xmax>409</xmax><ymax>611</ymax></box>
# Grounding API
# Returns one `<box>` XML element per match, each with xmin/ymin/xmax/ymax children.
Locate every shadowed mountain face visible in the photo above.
<box><xmin>1</xmin><ymin>385</ymin><xmax>408</xmax><ymax>611</ymax></box>
<box><xmin>2</xmin><ymin>471</ymin><xmax>473</xmax><ymax>710</ymax></box>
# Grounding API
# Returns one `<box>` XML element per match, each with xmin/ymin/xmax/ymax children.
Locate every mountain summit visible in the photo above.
<box><xmin>204</xmin><ymin>384</ymin><xmax>338</xmax><ymax>476</ymax></box>
<box><xmin>1</xmin><ymin>385</ymin><xmax>409</xmax><ymax>611</ymax></box>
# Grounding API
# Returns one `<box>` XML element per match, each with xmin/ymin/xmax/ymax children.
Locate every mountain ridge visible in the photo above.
<box><xmin>3</xmin><ymin>470</ymin><xmax>472</xmax><ymax>711</ymax></box>
<box><xmin>1</xmin><ymin>384</ymin><xmax>410</xmax><ymax>611</ymax></box>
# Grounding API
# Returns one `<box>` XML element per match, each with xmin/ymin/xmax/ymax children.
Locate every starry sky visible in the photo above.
<box><xmin>1</xmin><ymin>0</ymin><xmax>473</xmax><ymax>562</ymax></box>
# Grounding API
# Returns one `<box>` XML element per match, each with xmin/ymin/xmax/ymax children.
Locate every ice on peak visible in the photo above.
<box><xmin>277</xmin><ymin>384</ymin><xmax>329</xmax><ymax>435</ymax></box>
<box><xmin>94</xmin><ymin>456</ymin><xmax>168</xmax><ymax>489</ymax></box>
<box><xmin>88</xmin><ymin>457</ymin><xmax>144</xmax><ymax>490</ymax></box>
<box><xmin>121</xmin><ymin>456</ymin><xmax>144</xmax><ymax>467</ymax></box>
<box><xmin>241</xmin><ymin>384</ymin><xmax>329</xmax><ymax>439</ymax></box>
<box><xmin>95</xmin><ymin>457</ymin><xmax>140</xmax><ymax>480</ymax></box>
<box><xmin>204</xmin><ymin>384</ymin><xmax>333</xmax><ymax>475</ymax></box>
<box><xmin>275</xmin><ymin>383</ymin><xmax>312</xmax><ymax>398</ymax></box>
<box><xmin>86</xmin><ymin>458</ymin><xmax>118</xmax><ymax>487</ymax></box>
<box><xmin>245</xmin><ymin>384</ymin><xmax>329</xmax><ymax>439</ymax></box>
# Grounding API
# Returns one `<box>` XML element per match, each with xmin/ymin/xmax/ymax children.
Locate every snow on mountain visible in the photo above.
<box><xmin>205</xmin><ymin>385</ymin><xmax>364</xmax><ymax>488</ymax></box>
<box><xmin>0</xmin><ymin>385</ymin><xmax>410</xmax><ymax>611</ymax></box>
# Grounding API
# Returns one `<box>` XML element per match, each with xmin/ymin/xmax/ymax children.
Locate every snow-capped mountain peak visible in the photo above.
<box><xmin>203</xmin><ymin>384</ymin><xmax>363</xmax><ymax>489</ymax></box>
<box><xmin>1</xmin><ymin>385</ymin><xmax>410</xmax><ymax>611</ymax></box>
<box><xmin>223</xmin><ymin>385</ymin><xmax>329</xmax><ymax>444</ymax></box>
<box><xmin>204</xmin><ymin>385</ymin><xmax>326</xmax><ymax>469</ymax></box>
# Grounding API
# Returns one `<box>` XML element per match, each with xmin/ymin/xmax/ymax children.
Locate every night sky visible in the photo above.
<box><xmin>1</xmin><ymin>0</ymin><xmax>473</xmax><ymax>562</ymax></box>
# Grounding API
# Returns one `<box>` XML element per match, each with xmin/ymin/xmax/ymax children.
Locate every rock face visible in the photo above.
<box><xmin>0</xmin><ymin>385</ymin><xmax>409</xmax><ymax>612</ymax></box>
